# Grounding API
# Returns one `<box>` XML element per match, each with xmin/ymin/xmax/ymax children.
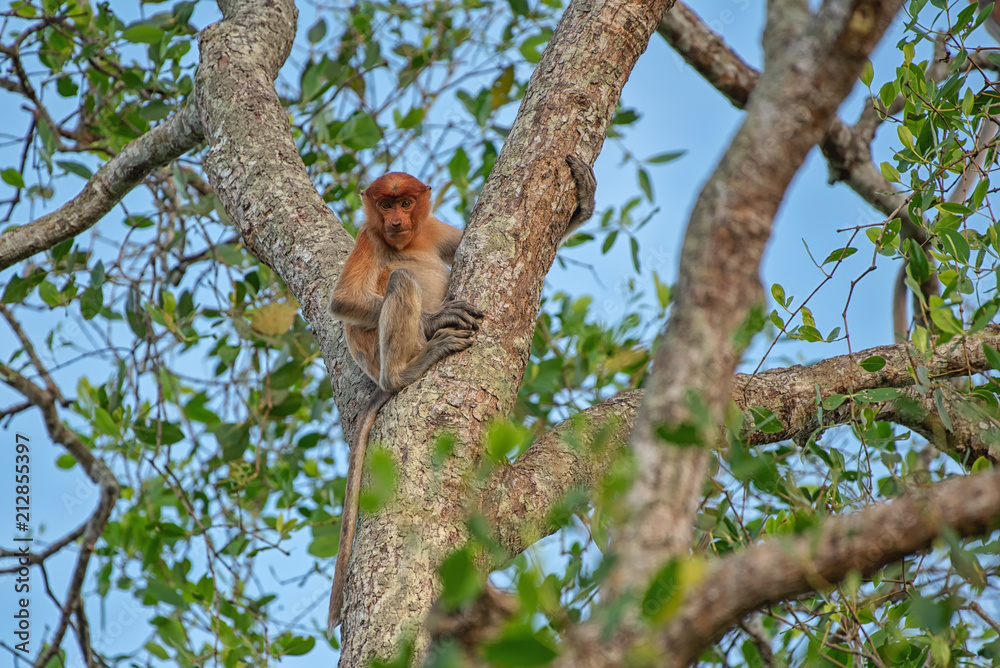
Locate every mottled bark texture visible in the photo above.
<box><xmin>0</xmin><ymin>103</ymin><xmax>203</xmax><ymax>272</ymax></box>
<box><xmin>615</xmin><ymin>0</ymin><xmax>907</xmax><ymax>604</ymax></box>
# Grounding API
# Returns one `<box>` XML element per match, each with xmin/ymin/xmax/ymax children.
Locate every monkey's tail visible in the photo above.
<box><xmin>327</xmin><ymin>388</ymin><xmax>393</xmax><ymax>637</ymax></box>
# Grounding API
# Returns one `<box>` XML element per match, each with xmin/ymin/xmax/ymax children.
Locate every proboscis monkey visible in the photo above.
<box><xmin>327</xmin><ymin>155</ymin><xmax>596</xmax><ymax>633</ymax></box>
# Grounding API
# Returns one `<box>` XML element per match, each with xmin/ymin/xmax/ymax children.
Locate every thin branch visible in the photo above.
<box><xmin>0</xmin><ymin>362</ymin><xmax>119</xmax><ymax>668</ymax></box>
<box><xmin>0</xmin><ymin>304</ymin><xmax>65</xmax><ymax>404</ymax></box>
<box><xmin>0</xmin><ymin>523</ymin><xmax>86</xmax><ymax>571</ymax></box>
<box><xmin>0</xmin><ymin>102</ymin><xmax>203</xmax><ymax>271</ymax></box>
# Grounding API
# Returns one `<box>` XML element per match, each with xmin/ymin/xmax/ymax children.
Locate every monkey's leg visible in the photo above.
<box><xmin>378</xmin><ymin>269</ymin><xmax>476</xmax><ymax>392</ymax></box>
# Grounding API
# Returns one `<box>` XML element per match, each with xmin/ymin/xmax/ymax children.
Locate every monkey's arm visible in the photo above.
<box><xmin>417</xmin><ymin>219</ymin><xmax>483</xmax><ymax>336</ymax></box>
<box><xmin>434</xmin><ymin>218</ymin><xmax>465</xmax><ymax>265</ymax></box>
<box><xmin>330</xmin><ymin>233</ymin><xmax>385</xmax><ymax>328</ymax></box>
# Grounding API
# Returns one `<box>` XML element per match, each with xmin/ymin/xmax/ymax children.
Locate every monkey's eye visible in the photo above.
<box><xmin>400</xmin><ymin>200</ymin><xmax>412</xmax><ymax>208</ymax></box>
<box><xmin>379</xmin><ymin>201</ymin><xmax>392</xmax><ymax>210</ymax></box>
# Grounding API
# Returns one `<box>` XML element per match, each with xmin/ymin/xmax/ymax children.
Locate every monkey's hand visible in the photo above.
<box><xmin>422</xmin><ymin>298</ymin><xmax>484</xmax><ymax>339</ymax></box>
<box><xmin>564</xmin><ymin>154</ymin><xmax>596</xmax><ymax>241</ymax></box>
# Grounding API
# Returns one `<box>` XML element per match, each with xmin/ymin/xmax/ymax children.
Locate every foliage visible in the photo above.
<box><xmin>0</xmin><ymin>0</ymin><xmax>999</xmax><ymax>666</ymax></box>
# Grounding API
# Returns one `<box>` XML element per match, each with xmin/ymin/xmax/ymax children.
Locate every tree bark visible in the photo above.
<box><xmin>615</xmin><ymin>0</ymin><xmax>907</xmax><ymax>599</ymax></box>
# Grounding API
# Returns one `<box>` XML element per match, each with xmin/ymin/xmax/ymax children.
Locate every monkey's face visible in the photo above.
<box><xmin>378</xmin><ymin>197</ymin><xmax>417</xmax><ymax>248</ymax></box>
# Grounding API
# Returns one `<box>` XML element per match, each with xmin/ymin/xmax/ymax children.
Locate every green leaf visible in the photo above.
<box><xmin>2</xmin><ymin>168</ymin><xmax>24</xmax><ymax>188</ymax></box>
<box><xmin>56</xmin><ymin>160</ymin><xmax>92</xmax><ymax>180</ymax></box>
<box><xmin>80</xmin><ymin>285</ymin><xmax>103</xmax><ymax>319</ymax></box>
<box><xmin>971</xmin><ymin>456</ymin><xmax>993</xmax><ymax>473</ymax></box>
<box><xmin>938</xmin><ymin>228</ymin><xmax>970</xmax><ymax>264</ymax></box>
<box><xmin>896</xmin><ymin>124</ymin><xmax>914</xmax><ymax>149</ymax></box>
<box><xmin>612</xmin><ymin>108</ymin><xmax>639</xmax><ymax>125</ymax></box>
<box><xmin>339</xmin><ymin>112</ymin><xmax>381</xmax><ymax>151</ymax></box>
<box><xmin>907</xmin><ymin>239</ymin><xmax>931</xmax><ymax>283</ymax></box>
<box><xmin>860</xmin><ymin>59</ymin><xmax>874</xmax><ymax>87</ymax></box>
<box><xmin>654</xmin><ymin>421</ymin><xmax>702</xmax><ymax>447</ymax></box>
<box><xmin>144</xmin><ymin>642</ymin><xmax>170</xmax><ymax>660</ymax></box>
<box><xmin>647</xmin><ymin>150</ymin><xmax>685</xmax><ymax>164</ymax></box>
<box><xmin>93</xmin><ymin>407</ymin><xmax>118</xmax><ymax>436</ymax></box>
<box><xmin>153</xmin><ymin>616</ymin><xmax>188</xmax><ymax>649</ymax></box>
<box><xmin>929</xmin><ymin>297</ymin><xmax>963</xmax><ymax>338</ymax></box>
<box><xmin>211</xmin><ymin>423</ymin><xmax>250</xmax><ymax>462</ymax></box>
<box><xmin>134</xmin><ymin>421</ymin><xmax>185</xmax><ymax>446</ymax></box>
<box><xmin>638</xmin><ymin>167</ymin><xmax>652</xmax><ymax>202</ymax></box>
<box><xmin>307</xmin><ymin>19</ymin><xmax>327</xmax><ymax>44</ymax></box>
<box><xmin>508</xmin><ymin>0</ymin><xmax>529</xmax><ymax>16</ymax></box>
<box><xmin>37</xmin><ymin>281</ymin><xmax>60</xmax><ymax>307</ymax></box>
<box><xmin>358</xmin><ymin>447</ymin><xmax>397</xmax><ymax>512</ymax></box>
<box><xmin>122</xmin><ymin>25</ymin><xmax>164</xmax><ymax>44</ymax></box>
<box><xmin>2</xmin><ymin>269</ymin><xmax>46</xmax><ymax>304</ymax></box>
<box><xmin>879</xmin><ymin>161</ymin><xmax>900</xmax><ymax>183</ymax></box>
<box><xmin>822</xmin><ymin>394</ymin><xmax>847</xmax><ymax>410</ymax></box>
<box><xmin>601</xmin><ymin>230</ymin><xmax>618</xmax><ymax>254</ymax></box>
<box><xmin>307</xmin><ymin>525</ymin><xmax>340</xmax><ymax>559</ymax></box>
<box><xmin>856</xmin><ymin>387</ymin><xmax>902</xmax><ymax>402</ymax></box>
<box><xmin>395</xmin><ymin>107</ymin><xmax>424</xmax><ymax>129</ymax></box>
<box><xmin>126</xmin><ymin>287</ymin><xmax>147</xmax><ymax>338</ymax></box>
<box><xmin>518</xmin><ymin>31</ymin><xmax>550</xmax><ymax>64</ymax></box>
<box><xmin>483</xmin><ymin>629</ymin><xmax>558</xmax><ymax>667</ymax></box>
<box><xmin>983</xmin><ymin>343</ymin><xmax>1000</xmax><ymax>371</ymax></box>
<box><xmin>300</xmin><ymin>59</ymin><xmax>324</xmax><ymax>102</ymax></box>
<box><xmin>771</xmin><ymin>283</ymin><xmax>786</xmax><ymax>307</ymax></box>
<box><xmin>438</xmin><ymin>547</ymin><xmax>482</xmax><ymax>610</ymax></box>
<box><xmin>139</xmin><ymin>100</ymin><xmax>171</xmax><ymax>122</ymax></box>
<box><xmin>822</xmin><ymin>247</ymin><xmax>857</xmax><ymax>265</ymax></box>
<box><xmin>933</xmin><ymin>388</ymin><xmax>953</xmax><ymax>431</ymax></box>
<box><xmin>749</xmin><ymin>406</ymin><xmax>784</xmax><ymax>434</ymax></box>
<box><xmin>858</xmin><ymin>355</ymin><xmax>886</xmax><ymax>372</ymax></box>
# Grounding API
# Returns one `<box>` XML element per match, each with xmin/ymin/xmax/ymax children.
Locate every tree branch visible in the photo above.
<box><xmin>615</xmin><ymin>0</ymin><xmax>906</xmax><ymax>600</ymax></box>
<box><xmin>657</xmin><ymin>1</ymin><xmax>918</xmax><ymax>231</ymax></box>
<box><xmin>660</xmin><ymin>467</ymin><xmax>1000</xmax><ymax>666</ymax></box>
<box><xmin>0</xmin><ymin>363</ymin><xmax>119</xmax><ymax>668</ymax></box>
<box><xmin>481</xmin><ymin>325</ymin><xmax>1000</xmax><ymax>558</ymax></box>
<box><xmin>192</xmin><ymin>0</ymin><xmax>365</xmax><ymax>427</ymax></box>
<box><xmin>0</xmin><ymin>102</ymin><xmax>203</xmax><ymax>271</ymax></box>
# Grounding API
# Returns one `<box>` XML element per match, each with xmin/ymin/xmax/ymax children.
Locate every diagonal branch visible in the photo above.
<box><xmin>192</xmin><ymin>0</ymin><xmax>362</xmax><ymax>422</ymax></box>
<box><xmin>660</xmin><ymin>467</ymin><xmax>1000</xmax><ymax>666</ymax></box>
<box><xmin>0</xmin><ymin>103</ymin><xmax>203</xmax><ymax>272</ymax></box>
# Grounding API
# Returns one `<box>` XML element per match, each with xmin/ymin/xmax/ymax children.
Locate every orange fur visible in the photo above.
<box><xmin>327</xmin><ymin>172</ymin><xmax>482</xmax><ymax>633</ymax></box>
